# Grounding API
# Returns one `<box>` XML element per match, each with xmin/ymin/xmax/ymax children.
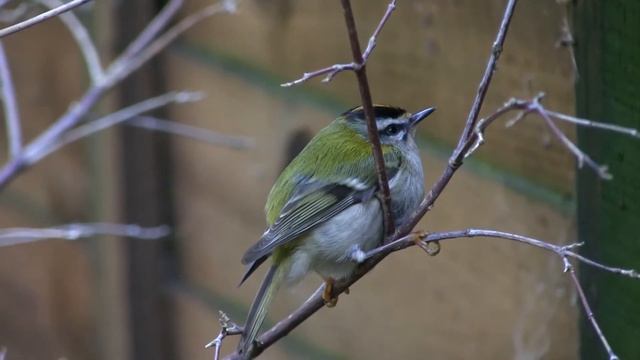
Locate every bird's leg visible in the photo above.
<box><xmin>413</xmin><ymin>231</ymin><xmax>441</xmax><ymax>256</ymax></box>
<box><xmin>322</xmin><ymin>277</ymin><xmax>338</xmax><ymax>307</ymax></box>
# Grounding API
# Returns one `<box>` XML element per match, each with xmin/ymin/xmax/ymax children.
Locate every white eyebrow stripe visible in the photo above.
<box><xmin>376</xmin><ymin>118</ymin><xmax>408</xmax><ymax>129</ymax></box>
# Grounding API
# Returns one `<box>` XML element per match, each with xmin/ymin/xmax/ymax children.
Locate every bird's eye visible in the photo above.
<box><xmin>383</xmin><ymin>124</ymin><xmax>401</xmax><ymax>136</ymax></box>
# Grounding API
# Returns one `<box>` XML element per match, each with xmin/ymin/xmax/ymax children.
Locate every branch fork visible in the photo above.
<box><xmin>0</xmin><ymin>0</ymin><xmax>242</xmax><ymax>191</ymax></box>
<box><xmin>464</xmin><ymin>92</ymin><xmax>639</xmax><ymax>180</ymax></box>
<box><xmin>281</xmin><ymin>0</ymin><xmax>396</xmax><ymax>88</ymax></box>
<box><xmin>206</xmin><ymin>311</ymin><xmax>243</xmax><ymax>360</ymax></box>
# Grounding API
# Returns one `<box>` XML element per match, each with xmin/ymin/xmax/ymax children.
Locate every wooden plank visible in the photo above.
<box><xmin>113</xmin><ymin>1</ymin><xmax>176</xmax><ymax>360</ymax></box>
<box><xmin>574</xmin><ymin>0</ymin><xmax>640</xmax><ymax>358</ymax></box>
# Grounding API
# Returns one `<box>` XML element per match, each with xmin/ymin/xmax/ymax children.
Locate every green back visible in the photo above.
<box><xmin>265</xmin><ymin>119</ymin><xmax>401</xmax><ymax>224</ymax></box>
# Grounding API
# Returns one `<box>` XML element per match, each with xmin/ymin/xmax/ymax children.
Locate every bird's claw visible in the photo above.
<box><xmin>322</xmin><ymin>278</ymin><xmax>339</xmax><ymax>307</ymax></box>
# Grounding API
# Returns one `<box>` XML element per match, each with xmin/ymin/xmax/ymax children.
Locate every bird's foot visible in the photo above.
<box><xmin>322</xmin><ymin>278</ymin><xmax>338</xmax><ymax>307</ymax></box>
<box><xmin>413</xmin><ymin>231</ymin><xmax>440</xmax><ymax>256</ymax></box>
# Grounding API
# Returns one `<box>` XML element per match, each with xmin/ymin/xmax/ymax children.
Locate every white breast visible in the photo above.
<box><xmin>389</xmin><ymin>148</ymin><xmax>425</xmax><ymax>226</ymax></box>
<box><xmin>284</xmin><ymin>145</ymin><xmax>424</xmax><ymax>284</ymax></box>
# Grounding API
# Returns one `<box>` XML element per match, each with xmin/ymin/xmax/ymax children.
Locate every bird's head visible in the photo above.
<box><xmin>339</xmin><ymin>105</ymin><xmax>436</xmax><ymax>146</ymax></box>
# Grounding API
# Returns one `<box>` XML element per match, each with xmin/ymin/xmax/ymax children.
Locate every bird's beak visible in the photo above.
<box><xmin>410</xmin><ymin>107</ymin><xmax>436</xmax><ymax>127</ymax></box>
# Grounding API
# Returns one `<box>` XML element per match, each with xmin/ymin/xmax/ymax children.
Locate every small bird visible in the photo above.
<box><xmin>237</xmin><ymin>104</ymin><xmax>435</xmax><ymax>357</ymax></box>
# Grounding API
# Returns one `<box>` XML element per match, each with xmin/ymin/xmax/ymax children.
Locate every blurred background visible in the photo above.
<box><xmin>0</xmin><ymin>0</ymin><xmax>638</xmax><ymax>359</ymax></box>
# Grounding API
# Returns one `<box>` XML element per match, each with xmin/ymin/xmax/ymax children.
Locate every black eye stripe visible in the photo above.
<box><xmin>381</xmin><ymin>124</ymin><xmax>404</xmax><ymax>136</ymax></box>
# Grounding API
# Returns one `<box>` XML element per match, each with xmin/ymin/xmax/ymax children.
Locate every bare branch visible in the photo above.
<box><xmin>461</xmin><ymin>93</ymin><xmax>638</xmax><ymax>179</ymax></box>
<box><xmin>0</xmin><ymin>40</ymin><xmax>20</xmax><ymax>156</ymax></box>
<box><xmin>0</xmin><ymin>0</ymin><xmax>92</xmax><ymax>39</ymax></box>
<box><xmin>361</xmin><ymin>0</ymin><xmax>396</xmax><ymax>60</ymax></box>
<box><xmin>396</xmin><ymin>0</ymin><xmax>519</xmax><ymax>237</ymax></box>
<box><xmin>119</xmin><ymin>0</ymin><xmax>185</xmax><ymax>61</ymax></box>
<box><xmin>108</xmin><ymin>0</ymin><xmax>238</xmax><ymax>86</ymax></box>
<box><xmin>382</xmin><ymin>231</ymin><xmax>634</xmax><ymax>360</ymax></box>
<box><xmin>224</xmin><ymin>227</ymin><xmax>638</xmax><ymax>359</ymax></box>
<box><xmin>547</xmin><ymin>109</ymin><xmax>639</xmax><ymax>138</ymax></box>
<box><xmin>281</xmin><ymin>63</ymin><xmax>358</xmax><ymax>88</ymax></box>
<box><xmin>37</xmin><ymin>0</ymin><xmax>104</xmax><ymax>84</ymax></box>
<box><xmin>33</xmin><ymin>91</ymin><xmax>204</xmax><ymax>163</ymax></box>
<box><xmin>205</xmin><ymin>311</ymin><xmax>243</xmax><ymax>360</ymax></box>
<box><xmin>464</xmin><ymin>97</ymin><xmax>522</xmax><ymax>158</ymax></box>
<box><xmin>536</xmin><ymin>103</ymin><xmax>613</xmax><ymax>179</ymax></box>
<box><xmin>367</xmin><ymin>229</ymin><xmax>640</xmax><ymax>280</ymax></box>
<box><xmin>564</xmin><ymin>259</ymin><xmax>619</xmax><ymax>360</ymax></box>
<box><xmin>340</xmin><ymin>0</ymin><xmax>395</xmax><ymax>235</ymax></box>
<box><xmin>452</xmin><ymin>0</ymin><xmax>518</xmax><ymax>160</ymax></box>
<box><xmin>281</xmin><ymin>0</ymin><xmax>396</xmax><ymax>87</ymax></box>
<box><xmin>128</xmin><ymin>116</ymin><xmax>253</xmax><ymax>149</ymax></box>
<box><xmin>569</xmin><ymin>252</ymin><xmax>639</xmax><ymax>279</ymax></box>
<box><xmin>0</xmin><ymin>0</ymin><xmax>238</xmax><ymax>192</ymax></box>
<box><xmin>0</xmin><ymin>223</ymin><xmax>170</xmax><ymax>247</ymax></box>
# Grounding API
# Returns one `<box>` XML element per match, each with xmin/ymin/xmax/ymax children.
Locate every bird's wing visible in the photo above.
<box><xmin>239</xmin><ymin>141</ymin><xmax>403</xmax><ymax>285</ymax></box>
<box><xmin>241</xmin><ymin>179</ymin><xmax>377</xmax><ymax>267</ymax></box>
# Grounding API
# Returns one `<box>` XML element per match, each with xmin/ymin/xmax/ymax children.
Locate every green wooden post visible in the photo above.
<box><xmin>574</xmin><ymin>1</ymin><xmax>640</xmax><ymax>359</ymax></box>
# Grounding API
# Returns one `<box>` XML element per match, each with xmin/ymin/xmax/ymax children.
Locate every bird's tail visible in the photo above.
<box><xmin>238</xmin><ymin>263</ymin><xmax>285</xmax><ymax>358</ymax></box>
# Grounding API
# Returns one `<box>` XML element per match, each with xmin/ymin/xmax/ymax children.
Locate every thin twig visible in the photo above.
<box><xmin>366</xmin><ymin>229</ymin><xmax>640</xmax><ymax>280</ymax></box>
<box><xmin>375</xmin><ymin>231</ymin><xmax>633</xmax><ymax>359</ymax></box>
<box><xmin>340</xmin><ymin>0</ymin><xmax>395</xmax><ymax>235</ymax></box>
<box><xmin>461</xmin><ymin>93</ymin><xmax>637</xmax><ymax>180</ymax></box>
<box><xmin>0</xmin><ymin>0</ymin><xmax>236</xmax><ymax>191</ymax></box>
<box><xmin>0</xmin><ymin>223</ymin><xmax>170</xmax><ymax>247</ymax></box>
<box><xmin>464</xmin><ymin>97</ymin><xmax>522</xmax><ymax>158</ymax></box>
<box><xmin>128</xmin><ymin>116</ymin><xmax>253</xmax><ymax>149</ymax></box>
<box><xmin>119</xmin><ymin>0</ymin><xmax>185</xmax><ymax>61</ymax></box>
<box><xmin>547</xmin><ymin>110</ymin><xmax>639</xmax><ymax>138</ymax></box>
<box><xmin>108</xmin><ymin>0</ymin><xmax>238</xmax><ymax>86</ymax></box>
<box><xmin>281</xmin><ymin>0</ymin><xmax>396</xmax><ymax>87</ymax></box>
<box><xmin>534</xmin><ymin>101</ymin><xmax>612</xmax><ymax>179</ymax></box>
<box><xmin>0</xmin><ymin>0</ymin><xmax>91</xmax><ymax>39</ymax></box>
<box><xmin>397</xmin><ymin>0</ymin><xmax>519</xmax><ymax>237</ymax></box>
<box><xmin>205</xmin><ymin>311</ymin><xmax>243</xmax><ymax>360</ymax></box>
<box><xmin>38</xmin><ymin>0</ymin><xmax>104</xmax><ymax>84</ymax></box>
<box><xmin>362</xmin><ymin>0</ymin><xmax>396</xmax><ymax>60</ymax></box>
<box><xmin>452</xmin><ymin>0</ymin><xmax>518</xmax><ymax>161</ymax></box>
<box><xmin>0</xmin><ymin>40</ymin><xmax>20</xmax><ymax>156</ymax></box>
<box><xmin>33</xmin><ymin>91</ymin><xmax>204</xmax><ymax>163</ymax></box>
<box><xmin>569</xmin><ymin>252</ymin><xmax>639</xmax><ymax>279</ymax></box>
<box><xmin>564</xmin><ymin>258</ymin><xmax>619</xmax><ymax>360</ymax></box>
